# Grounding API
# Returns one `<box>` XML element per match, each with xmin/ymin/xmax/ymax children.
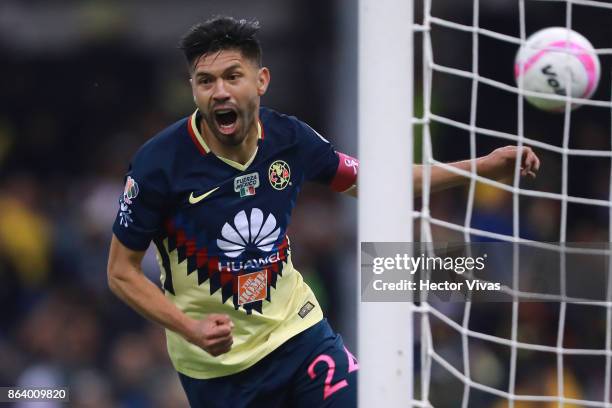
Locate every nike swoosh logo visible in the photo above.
<box><xmin>189</xmin><ymin>187</ymin><xmax>220</xmax><ymax>204</ymax></box>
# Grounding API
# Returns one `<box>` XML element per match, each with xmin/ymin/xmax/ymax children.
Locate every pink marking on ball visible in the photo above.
<box><xmin>514</xmin><ymin>40</ymin><xmax>597</xmax><ymax>98</ymax></box>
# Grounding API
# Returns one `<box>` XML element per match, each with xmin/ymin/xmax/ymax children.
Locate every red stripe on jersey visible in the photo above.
<box><xmin>185</xmin><ymin>239</ymin><xmax>197</xmax><ymax>257</ymax></box>
<box><xmin>196</xmin><ymin>248</ymin><xmax>208</xmax><ymax>268</ymax></box>
<box><xmin>187</xmin><ymin>115</ymin><xmax>207</xmax><ymax>156</ymax></box>
<box><xmin>165</xmin><ymin>219</ymin><xmax>175</xmax><ymax>235</ymax></box>
<box><xmin>220</xmin><ymin>270</ymin><xmax>233</xmax><ymax>286</ymax></box>
<box><xmin>331</xmin><ymin>152</ymin><xmax>359</xmax><ymax>192</ymax></box>
<box><xmin>208</xmin><ymin>256</ymin><xmax>219</xmax><ymax>275</ymax></box>
<box><xmin>176</xmin><ymin>230</ymin><xmax>187</xmax><ymax>247</ymax></box>
<box><xmin>259</xmin><ymin>119</ymin><xmax>265</xmax><ymax>140</ymax></box>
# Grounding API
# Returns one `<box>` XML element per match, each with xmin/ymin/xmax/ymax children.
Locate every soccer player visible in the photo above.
<box><xmin>107</xmin><ymin>16</ymin><xmax>540</xmax><ymax>407</ymax></box>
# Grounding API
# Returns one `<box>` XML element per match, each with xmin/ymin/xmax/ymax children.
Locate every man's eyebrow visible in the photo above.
<box><xmin>194</xmin><ymin>63</ymin><xmax>243</xmax><ymax>77</ymax></box>
<box><xmin>222</xmin><ymin>63</ymin><xmax>243</xmax><ymax>72</ymax></box>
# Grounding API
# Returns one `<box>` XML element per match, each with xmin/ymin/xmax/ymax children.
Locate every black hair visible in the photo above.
<box><xmin>179</xmin><ymin>16</ymin><xmax>262</xmax><ymax>70</ymax></box>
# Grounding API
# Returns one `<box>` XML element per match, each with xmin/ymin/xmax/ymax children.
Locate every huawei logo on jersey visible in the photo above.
<box><xmin>217</xmin><ymin>208</ymin><xmax>281</xmax><ymax>258</ymax></box>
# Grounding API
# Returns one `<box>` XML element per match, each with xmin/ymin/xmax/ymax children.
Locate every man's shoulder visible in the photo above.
<box><xmin>259</xmin><ymin>107</ymin><xmax>317</xmax><ymax>147</ymax></box>
<box><xmin>260</xmin><ymin>106</ymin><xmax>297</xmax><ymax>129</ymax></box>
<box><xmin>131</xmin><ymin>115</ymin><xmax>191</xmax><ymax>169</ymax></box>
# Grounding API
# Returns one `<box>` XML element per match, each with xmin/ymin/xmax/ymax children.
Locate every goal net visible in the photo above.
<box><xmin>412</xmin><ymin>0</ymin><xmax>612</xmax><ymax>407</ymax></box>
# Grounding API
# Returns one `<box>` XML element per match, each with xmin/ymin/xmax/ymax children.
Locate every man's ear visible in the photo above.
<box><xmin>257</xmin><ymin>67</ymin><xmax>270</xmax><ymax>96</ymax></box>
<box><xmin>189</xmin><ymin>78</ymin><xmax>197</xmax><ymax>103</ymax></box>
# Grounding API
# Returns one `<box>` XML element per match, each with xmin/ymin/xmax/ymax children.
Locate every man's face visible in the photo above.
<box><xmin>191</xmin><ymin>49</ymin><xmax>269</xmax><ymax>147</ymax></box>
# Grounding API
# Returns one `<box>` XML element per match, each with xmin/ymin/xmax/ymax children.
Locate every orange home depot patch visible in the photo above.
<box><xmin>238</xmin><ymin>270</ymin><xmax>267</xmax><ymax>305</ymax></box>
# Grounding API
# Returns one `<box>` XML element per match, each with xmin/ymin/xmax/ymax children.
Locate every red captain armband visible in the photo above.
<box><xmin>330</xmin><ymin>152</ymin><xmax>359</xmax><ymax>192</ymax></box>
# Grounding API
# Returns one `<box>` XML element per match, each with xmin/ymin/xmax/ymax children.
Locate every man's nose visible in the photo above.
<box><xmin>212</xmin><ymin>79</ymin><xmax>230</xmax><ymax>102</ymax></box>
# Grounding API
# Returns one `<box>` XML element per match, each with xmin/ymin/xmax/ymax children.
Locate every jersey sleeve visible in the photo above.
<box><xmin>295</xmin><ymin>120</ymin><xmax>358</xmax><ymax>192</ymax></box>
<box><xmin>112</xmin><ymin>151</ymin><xmax>170</xmax><ymax>251</ymax></box>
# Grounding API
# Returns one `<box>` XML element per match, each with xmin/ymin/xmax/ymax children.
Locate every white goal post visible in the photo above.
<box><xmin>358</xmin><ymin>0</ymin><xmax>414</xmax><ymax>406</ymax></box>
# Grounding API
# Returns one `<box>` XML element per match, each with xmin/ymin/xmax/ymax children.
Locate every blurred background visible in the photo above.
<box><xmin>0</xmin><ymin>0</ymin><xmax>611</xmax><ymax>406</ymax></box>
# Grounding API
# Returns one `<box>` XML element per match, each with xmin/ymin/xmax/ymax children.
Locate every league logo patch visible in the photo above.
<box><xmin>234</xmin><ymin>172</ymin><xmax>260</xmax><ymax>197</ymax></box>
<box><xmin>123</xmin><ymin>176</ymin><xmax>139</xmax><ymax>204</ymax></box>
<box><xmin>118</xmin><ymin>200</ymin><xmax>133</xmax><ymax>228</ymax></box>
<box><xmin>238</xmin><ymin>270</ymin><xmax>267</xmax><ymax>305</ymax></box>
<box><xmin>298</xmin><ymin>301</ymin><xmax>315</xmax><ymax>318</ymax></box>
<box><xmin>268</xmin><ymin>160</ymin><xmax>291</xmax><ymax>190</ymax></box>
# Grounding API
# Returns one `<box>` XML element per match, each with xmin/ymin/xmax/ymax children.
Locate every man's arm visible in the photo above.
<box><xmin>342</xmin><ymin>145</ymin><xmax>540</xmax><ymax>198</ymax></box>
<box><xmin>107</xmin><ymin>235</ymin><xmax>234</xmax><ymax>356</ymax></box>
<box><xmin>413</xmin><ymin>145</ymin><xmax>540</xmax><ymax>197</ymax></box>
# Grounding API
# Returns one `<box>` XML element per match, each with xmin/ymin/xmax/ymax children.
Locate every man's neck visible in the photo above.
<box><xmin>201</xmin><ymin>120</ymin><xmax>259</xmax><ymax>165</ymax></box>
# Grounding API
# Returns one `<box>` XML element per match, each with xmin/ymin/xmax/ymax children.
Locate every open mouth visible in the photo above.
<box><xmin>214</xmin><ymin>109</ymin><xmax>238</xmax><ymax>134</ymax></box>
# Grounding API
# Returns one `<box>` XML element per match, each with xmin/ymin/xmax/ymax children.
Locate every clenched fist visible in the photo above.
<box><xmin>186</xmin><ymin>314</ymin><xmax>235</xmax><ymax>357</ymax></box>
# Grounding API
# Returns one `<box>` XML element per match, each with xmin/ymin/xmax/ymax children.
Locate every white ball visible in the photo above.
<box><xmin>514</xmin><ymin>27</ymin><xmax>600</xmax><ymax>112</ymax></box>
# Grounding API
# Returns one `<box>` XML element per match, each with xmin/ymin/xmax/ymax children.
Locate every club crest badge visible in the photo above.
<box><xmin>234</xmin><ymin>172</ymin><xmax>260</xmax><ymax>197</ymax></box>
<box><xmin>123</xmin><ymin>176</ymin><xmax>139</xmax><ymax>204</ymax></box>
<box><xmin>268</xmin><ymin>160</ymin><xmax>291</xmax><ymax>190</ymax></box>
